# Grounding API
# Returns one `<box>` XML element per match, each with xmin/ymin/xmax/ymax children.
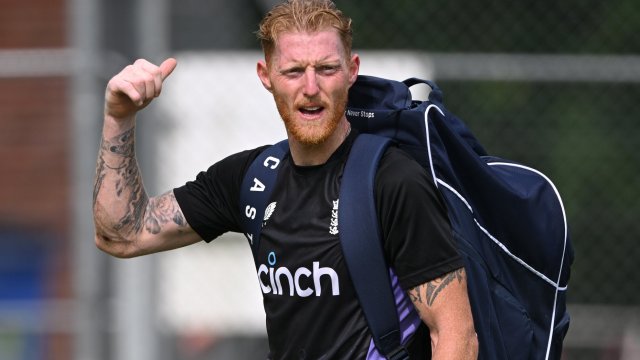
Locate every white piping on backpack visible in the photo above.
<box><xmin>488</xmin><ymin>162</ymin><xmax>569</xmax><ymax>360</ymax></box>
<box><xmin>424</xmin><ymin>104</ymin><xmax>444</xmax><ymax>187</ymax></box>
<box><xmin>422</xmin><ymin>105</ymin><xmax>570</xmax><ymax>360</ymax></box>
<box><xmin>436</xmin><ymin>179</ymin><xmax>473</xmax><ymax>213</ymax></box>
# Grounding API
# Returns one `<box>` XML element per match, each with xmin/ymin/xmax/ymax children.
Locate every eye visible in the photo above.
<box><xmin>317</xmin><ymin>65</ymin><xmax>339</xmax><ymax>75</ymax></box>
<box><xmin>281</xmin><ymin>68</ymin><xmax>304</xmax><ymax>78</ymax></box>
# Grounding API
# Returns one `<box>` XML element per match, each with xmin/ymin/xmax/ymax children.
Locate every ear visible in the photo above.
<box><xmin>348</xmin><ymin>53</ymin><xmax>360</xmax><ymax>87</ymax></box>
<box><xmin>256</xmin><ymin>60</ymin><xmax>272</xmax><ymax>92</ymax></box>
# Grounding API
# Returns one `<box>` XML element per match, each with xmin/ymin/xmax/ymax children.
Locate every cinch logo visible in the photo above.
<box><xmin>257</xmin><ymin>251</ymin><xmax>340</xmax><ymax>297</ymax></box>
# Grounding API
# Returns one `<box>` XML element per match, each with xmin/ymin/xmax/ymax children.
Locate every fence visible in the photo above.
<box><xmin>0</xmin><ymin>0</ymin><xmax>638</xmax><ymax>359</ymax></box>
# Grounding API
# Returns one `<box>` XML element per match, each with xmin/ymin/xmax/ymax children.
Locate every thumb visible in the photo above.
<box><xmin>159</xmin><ymin>58</ymin><xmax>178</xmax><ymax>80</ymax></box>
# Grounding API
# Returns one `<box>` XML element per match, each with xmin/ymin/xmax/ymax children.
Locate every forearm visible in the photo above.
<box><xmin>94</xmin><ymin>58</ymin><xmax>194</xmax><ymax>257</ymax></box>
<box><xmin>431</xmin><ymin>328</ymin><xmax>478</xmax><ymax>360</ymax></box>
<box><xmin>93</xmin><ymin>116</ymin><xmax>149</xmax><ymax>253</ymax></box>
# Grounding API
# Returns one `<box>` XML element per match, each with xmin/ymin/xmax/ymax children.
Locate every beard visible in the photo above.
<box><xmin>274</xmin><ymin>88</ymin><xmax>349</xmax><ymax>146</ymax></box>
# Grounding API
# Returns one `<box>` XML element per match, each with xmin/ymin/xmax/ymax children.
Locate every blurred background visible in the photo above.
<box><xmin>1</xmin><ymin>0</ymin><xmax>639</xmax><ymax>359</ymax></box>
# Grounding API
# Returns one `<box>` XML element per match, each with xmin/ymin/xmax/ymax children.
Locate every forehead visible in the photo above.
<box><xmin>270</xmin><ymin>30</ymin><xmax>346</xmax><ymax>65</ymax></box>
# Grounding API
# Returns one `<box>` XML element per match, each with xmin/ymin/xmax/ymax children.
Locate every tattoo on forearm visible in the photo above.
<box><xmin>94</xmin><ymin>127</ymin><xmax>188</xmax><ymax>238</ymax></box>
<box><xmin>94</xmin><ymin>127</ymin><xmax>148</xmax><ymax>235</ymax></box>
<box><xmin>409</xmin><ymin>268</ymin><xmax>465</xmax><ymax>308</ymax></box>
<box><xmin>104</xmin><ymin>128</ymin><xmax>135</xmax><ymax>157</ymax></box>
<box><xmin>93</xmin><ymin>150</ymin><xmax>106</xmax><ymax>206</ymax></box>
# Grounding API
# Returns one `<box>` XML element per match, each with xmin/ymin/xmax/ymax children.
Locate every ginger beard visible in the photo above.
<box><xmin>273</xmin><ymin>84</ymin><xmax>349</xmax><ymax>146</ymax></box>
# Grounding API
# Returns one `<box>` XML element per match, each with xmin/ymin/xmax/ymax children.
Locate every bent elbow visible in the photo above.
<box><xmin>462</xmin><ymin>326</ymin><xmax>479</xmax><ymax>359</ymax></box>
<box><xmin>94</xmin><ymin>233</ymin><xmax>140</xmax><ymax>259</ymax></box>
<box><xmin>469</xmin><ymin>332</ymin><xmax>479</xmax><ymax>358</ymax></box>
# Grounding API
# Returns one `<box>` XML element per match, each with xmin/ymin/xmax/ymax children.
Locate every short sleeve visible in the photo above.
<box><xmin>173</xmin><ymin>146</ymin><xmax>268</xmax><ymax>242</ymax></box>
<box><xmin>375</xmin><ymin>147</ymin><xmax>464</xmax><ymax>290</ymax></box>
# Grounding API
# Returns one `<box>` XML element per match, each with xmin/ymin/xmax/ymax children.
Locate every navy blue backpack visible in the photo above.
<box><xmin>240</xmin><ymin>75</ymin><xmax>573</xmax><ymax>359</ymax></box>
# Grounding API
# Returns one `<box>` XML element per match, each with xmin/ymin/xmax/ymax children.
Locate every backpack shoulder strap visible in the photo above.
<box><xmin>239</xmin><ymin>140</ymin><xmax>289</xmax><ymax>258</ymax></box>
<box><xmin>339</xmin><ymin>133</ymin><xmax>408</xmax><ymax>360</ymax></box>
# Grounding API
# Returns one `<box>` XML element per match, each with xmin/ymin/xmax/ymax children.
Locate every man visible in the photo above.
<box><xmin>93</xmin><ymin>0</ymin><xmax>478</xmax><ymax>358</ymax></box>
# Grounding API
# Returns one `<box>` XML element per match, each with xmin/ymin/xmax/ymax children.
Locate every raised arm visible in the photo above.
<box><xmin>93</xmin><ymin>58</ymin><xmax>202</xmax><ymax>258</ymax></box>
<box><xmin>409</xmin><ymin>267</ymin><xmax>479</xmax><ymax>359</ymax></box>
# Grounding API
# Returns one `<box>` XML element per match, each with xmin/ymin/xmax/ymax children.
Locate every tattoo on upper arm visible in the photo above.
<box><xmin>144</xmin><ymin>191</ymin><xmax>187</xmax><ymax>234</ymax></box>
<box><xmin>409</xmin><ymin>268</ymin><xmax>465</xmax><ymax>309</ymax></box>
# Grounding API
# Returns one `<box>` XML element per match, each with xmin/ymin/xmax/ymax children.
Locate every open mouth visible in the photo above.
<box><xmin>299</xmin><ymin>106</ymin><xmax>324</xmax><ymax>116</ymax></box>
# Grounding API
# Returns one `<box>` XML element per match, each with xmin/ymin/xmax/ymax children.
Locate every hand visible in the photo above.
<box><xmin>104</xmin><ymin>58</ymin><xmax>177</xmax><ymax>120</ymax></box>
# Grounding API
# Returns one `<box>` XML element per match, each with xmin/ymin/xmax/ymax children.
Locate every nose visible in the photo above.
<box><xmin>302</xmin><ymin>68</ymin><xmax>319</xmax><ymax>97</ymax></box>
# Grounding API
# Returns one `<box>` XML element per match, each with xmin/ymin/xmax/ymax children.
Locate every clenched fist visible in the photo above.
<box><xmin>104</xmin><ymin>58</ymin><xmax>177</xmax><ymax>120</ymax></box>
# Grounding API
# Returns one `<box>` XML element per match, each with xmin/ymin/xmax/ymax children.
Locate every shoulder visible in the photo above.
<box><xmin>373</xmin><ymin>145</ymin><xmax>447</xmax><ymax>226</ymax></box>
<box><xmin>375</xmin><ymin>146</ymin><xmax>433</xmax><ymax>190</ymax></box>
<box><xmin>186</xmin><ymin>145</ymin><xmax>272</xmax><ymax>188</ymax></box>
<box><xmin>212</xmin><ymin>145</ymin><xmax>272</xmax><ymax>175</ymax></box>
<box><xmin>178</xmin><ymin>144</ymin><xmax>273</xmax><ymax>201</ymax></box>
<box><xmin>172</xmin><ymin>144</ymin><xmax>273</xmax><ymax>240</ymax></box>
<box><xmin>372</xmin><ymin>145</ymin><xmax>460</xmax><ymax>288</ymax></box>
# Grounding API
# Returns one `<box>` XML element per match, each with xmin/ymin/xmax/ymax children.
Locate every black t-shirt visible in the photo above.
<box><xmin>174</xmin><ymin>132</ymin><xmax>463</xmax><ymax>359</ymax></box>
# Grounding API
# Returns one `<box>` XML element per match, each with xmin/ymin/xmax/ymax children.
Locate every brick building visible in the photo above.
<box><xmin>0</xmin><ymin>0</ymin><xmax>72</xmax><ymax>358</ymax></box>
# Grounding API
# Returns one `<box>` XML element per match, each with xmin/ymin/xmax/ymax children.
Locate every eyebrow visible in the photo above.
<box><xmin>278</xmin><ymin>58</ymin><xmax>342</xmax><ymax>73</ymax></box>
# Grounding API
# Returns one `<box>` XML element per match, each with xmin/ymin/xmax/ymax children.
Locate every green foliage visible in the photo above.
<box><xmin>341</xmin><ymin>0</ymin><xmax>640</xmax><ymax>54</ymax></box>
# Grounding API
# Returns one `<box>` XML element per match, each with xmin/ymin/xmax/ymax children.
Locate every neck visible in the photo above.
<box><xmin>288</xmin><ymin>118</ymin><xmax>351</xmax><ymax>166</ymax></box>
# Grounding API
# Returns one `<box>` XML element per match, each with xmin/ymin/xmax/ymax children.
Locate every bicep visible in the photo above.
<box><xmin>136</xmin><ymin>190</ymin><xmax>202</xmax><ymax>255</ymax></box>
<box><xmin>408</xmin><ymin>267</ymin><xmax>468</xmax><ymax>324</ymax></box>
<box><xmin>408</xmin><ymin>267</ymin><xmax>477</xmax><ymax>356</ymax></box>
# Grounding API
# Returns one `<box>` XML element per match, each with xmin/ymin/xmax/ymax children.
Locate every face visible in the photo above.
<box><xmin>257</xmin><ymin>30</ymin><xmax>359</xmax><ymax>146</ymax></box>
